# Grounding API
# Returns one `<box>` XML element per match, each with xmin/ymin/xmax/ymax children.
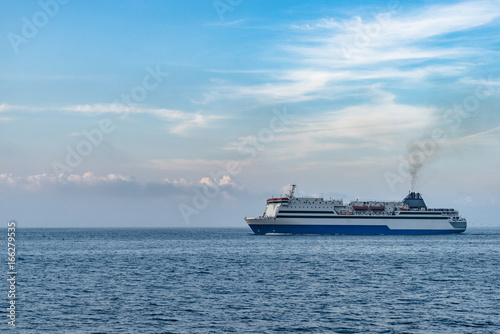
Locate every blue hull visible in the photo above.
<box><xmin>248</xmin><ymin>224</ymin><xmax>465</xmax><ymax>235</ymax></box>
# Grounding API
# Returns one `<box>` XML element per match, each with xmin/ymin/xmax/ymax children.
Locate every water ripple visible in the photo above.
<box><xmin>1</xmin><ymin>227</ymin><xmax>499</xmax><ymax>333</ymax></box>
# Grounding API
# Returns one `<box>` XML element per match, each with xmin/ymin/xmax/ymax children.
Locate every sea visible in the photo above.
<box><xmin>1</xmin><ymin>227</ymin><xmax>499</xmax><ymax>333</ymax></box>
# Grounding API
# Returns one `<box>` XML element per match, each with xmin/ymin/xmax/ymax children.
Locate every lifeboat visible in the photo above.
<box><xmin>370</xmin><ymin>205</ymin><xmax>385</xmax><ymax>211</ymax></box>
<box><xmin>266</xmin><ymin>197</ymin><xmax>289</xmax><ymax>204</ymax></box>
<box><xmin>353</xmin><ymin>205</ymin><xmax>368</xmax><ymax>210</ymax></box>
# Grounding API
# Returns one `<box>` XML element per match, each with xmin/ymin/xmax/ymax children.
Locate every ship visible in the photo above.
<box><xmin>245</xmin><ymin>185</ymin><xmax>467</xmax><ymax>235</ymax></box>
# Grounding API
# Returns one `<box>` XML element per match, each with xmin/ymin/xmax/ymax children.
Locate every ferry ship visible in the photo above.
<box><xmin>245</xmin><ymin>185</ymin><xmax>467</xmax><ymax>235</ymax></box>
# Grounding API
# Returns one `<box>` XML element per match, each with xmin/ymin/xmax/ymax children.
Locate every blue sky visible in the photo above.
<box><xmin>1</xmin><ymin>0</ymin><xmax>500</xmax><ymax>227</ymax></box>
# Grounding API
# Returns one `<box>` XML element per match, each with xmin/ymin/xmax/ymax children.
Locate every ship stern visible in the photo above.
<box><xmin>449</xmin><ymin>219</ymin><xmax>467</xmax><ymax>233</ymax></box>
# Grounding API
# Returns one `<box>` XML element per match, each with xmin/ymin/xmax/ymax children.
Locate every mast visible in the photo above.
<box><xmin>287</xmin><ymin>184</ymin><xmax>297</xmax><ymax>198</ymax></box>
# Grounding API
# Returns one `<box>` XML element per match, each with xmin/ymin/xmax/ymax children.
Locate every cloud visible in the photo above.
<box><xmin>203</xmin><ymin>1</ymin><xmax>500</xmax><ymax>104</ymax></box>
<box><xmin>0</xmin><ymin>172</ymin><xmax>179</xmax><ymax>197</ymax></box>
<box><xmin>224</xmin><ymin>96</ymin><xmax>436</xmax><ymax>164</ymax></box>
<box><xmin>290</xmin><ymin>0</ymin><xmax>500</xmax><ymax>65</ymax></box>
<box><xmin>61</xmin><ymin>103</ymin><xmax>187</xmax><ymax>120</ymax></box>
<box><xmin>0</xmin><ymin>172</ymin><xmax>242</xmax><ymax>198</ymax></box>
<box><xmin>290</xmin><ymin>18</ymin><xmax>342</xmax><ymax>31</ymax></box>
<box><xmin>207</xmin><ymin>65</ymin><xmax>466</xmax><ymax>104</ymax></box>
<box><xmin>200</xmin><ymin>175</ymin><xmax>237</xmax><ymax>187</ymax></box>
<box><xmin>458</xmin><ymin>76</ymin><xmax>500</xmax><ymax>96</ymax></box>
<box><xmin>149</xmin><ymin>158</ymin><xmax>251</xmax><ymax>171</ymax></box>
<box><xmin>1</xmin><ymin>102</ymin><xmax>225</xmax><ymax>135</ymax></box>
<box><xmin>0</xmin><ymin>104</ymin><xmax>10</xmax><ymax>112</ymax></box>
<box><xmin>62</xmin><ymin>103</ymin><xmax>227</xmax><ymax>134</ymax></box>
<box><xmin>454</xmin><ymin>126</ymin><xmax>500</xmax><ymax>147</ymax></box>
<box><xmin>0</xmin><ymin>103</ymin><xmax>44</xmax><ymax>112</ymax></box>
<box><xmin>285</xmin><ymin>102</ymin><xmax>433</xmax><ymax>148</ymax></box>
<box><xmin>382</xmin><ymin>1</ymin><xmax>500</xmax><ymax>42</ymax></box>
<box><xmin>169</xmin><ymin>113</ymin><xmax>225</xmax><ymax>135</ymax></box>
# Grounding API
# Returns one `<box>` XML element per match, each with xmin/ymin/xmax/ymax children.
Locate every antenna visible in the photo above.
<box><xmin>288</xmin><ymin>184</ymin><xmax>297</xmax><ymax>198</ymax></box>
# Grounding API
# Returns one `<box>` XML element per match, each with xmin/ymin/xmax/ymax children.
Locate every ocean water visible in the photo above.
<box><xmin>2</xmin><ymin>227</ymin><xmax>500</xmax><ymax>333</ymax></box>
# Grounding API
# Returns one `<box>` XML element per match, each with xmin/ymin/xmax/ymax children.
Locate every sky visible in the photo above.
<box><xmin>1</xmin><ymin>0</ymin><xmax>499</xmax><ymax>228</ymax></box>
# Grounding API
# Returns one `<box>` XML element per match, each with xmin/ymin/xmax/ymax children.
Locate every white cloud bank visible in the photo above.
<box><xmin>0</xmin><ymin>172</ymin><xmax>240</xmax><ymax>198</ymax></box>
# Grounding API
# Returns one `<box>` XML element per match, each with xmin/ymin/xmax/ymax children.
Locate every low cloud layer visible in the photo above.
<box><xmin>0</xmin><ymin>172</ymin><xmax>240</xmax><ymax>199</ymax></box>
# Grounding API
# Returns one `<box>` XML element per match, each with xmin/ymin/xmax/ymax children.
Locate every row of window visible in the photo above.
<box><xmin>289</xmin><ymin>207</ymin><xmax>331</xmax><ymax>209</ymax></box>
